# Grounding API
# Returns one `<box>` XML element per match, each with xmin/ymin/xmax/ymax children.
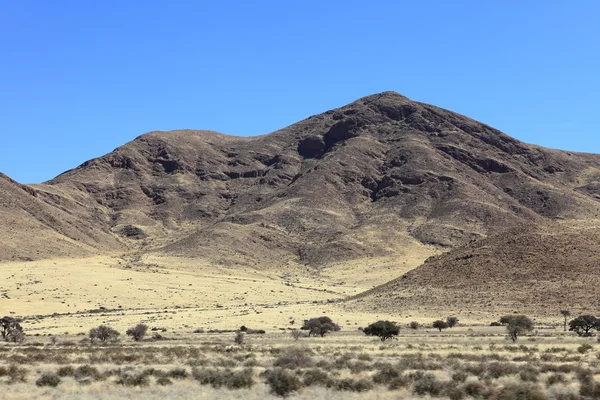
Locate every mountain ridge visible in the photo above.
<box><xmin>3</xmin><ymin>91</ymin><xmax>600</xmax><ymax>274</ymax></box>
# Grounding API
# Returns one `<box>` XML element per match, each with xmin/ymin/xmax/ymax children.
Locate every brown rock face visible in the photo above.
<box><xmin>4</xmin><ymin>91</ymin><xmax>600</xmax><ymax>270</ymax></box>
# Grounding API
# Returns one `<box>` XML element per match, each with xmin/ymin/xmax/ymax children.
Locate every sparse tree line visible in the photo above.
<box><xmin>3</xmin><ymin>310</ymin><xmax>600</xmax><ymax>346</ymax></box>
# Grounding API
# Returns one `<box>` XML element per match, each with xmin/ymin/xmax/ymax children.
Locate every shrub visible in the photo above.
<box><xmin>332</xmin><ymin>378</ymin><xmax>373</xmax><ymax>392</ymax></box>
<box><xmin>372</xmin><ymin>365</ymin><xmax>399</xmax><ymax>384</ymax></box>
<box><xmin>234</xmin><ymin>332</ymin><xmax>245</xmax><ymax>345</ymax></box>
<box><xmin>451</xmin><ymin>371</ymin><xmax>468</xmax><ymax>383</ymax></box>
<box><xmin>274</xmin><ymin>347</ymin><xmax>314</xmax><ymax>369</ymax></box>
<box><xmin>462</xmin><ymin>381</ymin><xmax>488</xmax><ymax>398</ymax></box>
<box><xmin>446</xmin><ymin>316</ymin><xmax>459</xmax><ymax>328</ymax></box>
<box><xmin>519</xmin><ymin>365</ymin><xmax>540</xmax><ymax>382</ymax></box>
<box><xmin>126</xmin><ymin>324</ymin><xmax>148</xmax><ymax>341</ymax></box>
<box><xmin>7</xmin><ymin>364</ymin><xmax>28</xmax><ymax>383</ymax></box>
<box><xmin>497</xmin><ymin>382</ymin><xmax>547</xmax><ymax>400</ymax></box>
<box><xmin>547</xmin><ymin>373</ymin><xmax>567</xmax><ymax>386</ymax></box>
<box><xmin>412</xmin><ymin>373</ymin><xmax>445</xmax><ymax>396</ymax></box>
<box><xmin>302</xmin><ymin>368</ymin><xmax>331</xmax><ymax>387</ymax></box>
<box><xmin>432</xmin><ymin>320</ymin><xmax>449</xmax><ymax>332</ymax></box>
<box><xmin>192</xmin><ymin>367</ymin><xmax>253</xmax><ymax>389</ymax></box>
<box><xmin>156</xmin><ymin>376</ymin><xmax>172</xmax><ymax>385</ymax></box>
<box><xmin>363</xmin><ymin>320</ymin><xmax>400</xmax><ymax>342</ymax></box>
<box><xmin>578</xmin><ymin>343</ymin><xmax>594</xmax><ymax>354</ymax></box>
<box><xmin>263</xmin><ymin>368</ymin><xmax>302</xmax><ymax>397</ymax></box>
<box><xmin>409</xmin><ymin>321</ymin><xmax>420</xmax><ymax>330</ymax></box>
<box><xmin>36</xmin><ymin>373</ymin><xmax>61</xmax><ymax>387</ymax></box>
<box><xmin>115</xmin><ymin>372</ymin><xmax>149</xmax><ymax>386</ymax></box>
<box><xmin>301</xmin><ymin>316</ymin><xmax>340</xmax><ymax>337</ymax></box>
<box><xmin>57</xmin><ymin>366</ymin><xmax>75</xmax><ymax>377</ymax></box>
<box><xmin>167</xmin><ymin>368</ymin><xmax>189</xmax><ymax>379</ymax></box>
<box><xmin>89</xmin><ymin>325</ymin><xmax>120</xmax><ymax>343</ymax></box>
<box><xmin>486</xmin><ymin>361</ymin><xmax>519</xmax><ymax>379</ymax></box>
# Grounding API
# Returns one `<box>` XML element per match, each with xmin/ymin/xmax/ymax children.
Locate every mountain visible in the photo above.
<box><xmin>350</xmin><ymin>220</ymin><xmax>600</xmax><ymax>317</ymax></box>
<box><xmin>3</xmin><ymin>91</ymin><xmax>600</xmax><ymax>274</ymax></box>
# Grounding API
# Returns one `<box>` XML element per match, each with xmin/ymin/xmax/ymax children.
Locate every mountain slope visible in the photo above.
<box><xmin>0</xmin><ymin>173</ymin><xmax>121</xmax><ymax>261</ymax></box>
<box><xmin>4</xmin><ymin>91</ymin><xmax>600</xmax><ymax>270</ymax></box>
<box><xmin>350</xmin><ymin>220</ymin><xmax>600</xmax><ymax>317</ymax></box>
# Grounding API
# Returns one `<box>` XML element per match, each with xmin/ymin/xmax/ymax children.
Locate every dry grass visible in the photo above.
<box><xmin>0</xmin><ymin>327</ymin><xmax>598</xmax><ymax>399</ymax></box>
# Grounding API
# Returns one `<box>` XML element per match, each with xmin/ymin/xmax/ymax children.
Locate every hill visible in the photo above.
<box><xmin>4</xmin><ymin>91</ymin><xmax>600</xmax><ymax>274</ymax></box>
<box><xmin>349</xmin><ymin>220</ymin><xmax>600</xmax><ymax>318</ymax></box>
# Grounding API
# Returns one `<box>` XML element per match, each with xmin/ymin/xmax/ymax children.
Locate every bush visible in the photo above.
<box><xmin>115</xmin><ymin>372</ymin><xmax>149</xmax><ymax>387</ymax></box>
<box><xmin>409</xmin><ymin>321</ymin><xmax>420</xmax><ymax>330</ymax></box>
<box><xmin>263</xmin><ymin>368</ymin><xmax>302</xmax><ymax>397</ymax></box>
<box><xmin>331</xmin><ymin>378</ymin><xmax>373</xmax><ymax>392</ymax></box>
<box><xmin>412</xmin><ymin>373</ymin><xmax>445</xmax><ymax>396</ymax></box>
<box><xmin>89</xmin><ymin>325</ymin><xmax>120</xmax><ymax>343</ymax></box>
<box><xmin>446</xmin><ymin>316</ymin><xmax>459</xmax><ymax>328</ymax></box>
<box><xmin>36</xmin><ymin>373</ymin><xmax>61</xmax><ymax>387</ymax></box>
<box><xmin>363</xmin><ymin>320</ymin><xmax>400</xmax><ymax>342</ymax></box>
<box><xmin>126</xmin><ymin>324</ymin><xmax>148</xmax><ymax>341</ymax></box>
<box><xmin>192</xmin><ymin>367</ymin><xmax>254</xmax><ymax>389</ymax></box>
<box><xmin>451</xmin><ymin>371</ymin><xmax>468</xmax><ymax>383</ymax></box>
<box><xmin>578</xmin><ymin>343</ymin><xmax>594</xmax><ymax>353</ymax></box>
<box><xmin>274</xmin><ymin>347</ymin><xmax>314</xmax><ymax>369</ymax></box>
<box><xmin>547</xmin><ymin>373</ymin><xmax>567</xmax><ymax>386</ymax></box>
<box><xmin>372</xmin><ymin>365</ymin><xmax>400</xmax><ymax>384</ymax></box>
<box><xmin>432</xmin><ymin>320</ymin><xmax>449</xmax><ymax>332</ymax></box>
<box><xmin>302</xmin><ymin>368</ymin><xmax>331</xmax><ymax>387</ymax></box>
<box><xmin>301</xmin><ymin>316</ymin><xmax>340</xmax><ymax>337</ymax></box>
<box><xmin>234</xmin><ymin>331</ymin><xmax>245</xmax><ymax>345</ymax></box>
<box><xmin>156</xmin><ymin>376</ymin><xmax>172</xmax><ymax>385</ymax></box>
<box><xmin>57</xmin><ymin>366</ymin><xmax>75</xmax><ymax>377</ymax></box>
<box><xmin>497</xmin><ymin>382</ymin><xmax>547</xmax><ymax>400</ymax></box>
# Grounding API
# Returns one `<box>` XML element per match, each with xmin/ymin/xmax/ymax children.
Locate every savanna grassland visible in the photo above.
<box><xmin>1</xmin><ymin>325</ymin><xmax>599</xmax><ymax>399</ymax></box>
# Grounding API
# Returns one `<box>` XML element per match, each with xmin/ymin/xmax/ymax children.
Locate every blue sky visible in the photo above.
<box><xmin>1</xmin><ymin>1</ymin><xmax>599</xmax><ymax>184</ymax></box>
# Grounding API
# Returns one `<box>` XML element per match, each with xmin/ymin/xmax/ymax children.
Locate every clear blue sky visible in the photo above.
<box><xmin>1</xmin><ymin>1</ymin><xmax>599</xmax><ymax>184</ymax></box>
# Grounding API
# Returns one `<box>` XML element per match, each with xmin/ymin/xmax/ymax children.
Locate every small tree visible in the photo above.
<box><xmin>89</xmin><ymin>325</ymin><xmax>120</xmax><ymax>343</ymax></box>
<box><xmin>560</xmin><ymin>310</ymin><xmax>571</xmax><ymax>332</ymax></box>
<box><xmin>500</xmin><ymin>315</ymin><xmax>534</xmax><ymax>342</ymax></box>
<box><xmin>301</xmin><ymin>316</ymin><xmax>340</xmax><ymax>337</ymax></box>
<box><xmin>446</xmin><ymin>316</ymin><xmax>459</xmax><ymax>328</ymax></box>
<box><xmin>432</xmin><ymin>320</ymin><xmax>449</xmax><ymax>332</ymax></box>
<box><xmin>568</xmin><ymin>315</ymin><xmax>600</xmax><ymax>337</ymax></box>
<box><xmin>126</xmin><ymin>324</ymin><xmax>148</xmax><ymax>341</ymax></box>
<box><xmin>363</xmin><ymin>320</ymin><xmax>400</xmax><ymax>342</ymax></box>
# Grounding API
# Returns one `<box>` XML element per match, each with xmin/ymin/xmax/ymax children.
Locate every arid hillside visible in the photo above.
<box><xmin>4</xmin><ymin>91</ymin><xmax>600</xmax><ymax>270</ymax></box>
<box><xmin>350</xmin><ymin>220</ymin><xmax>600</xmax><ymax>318</ymax></box>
